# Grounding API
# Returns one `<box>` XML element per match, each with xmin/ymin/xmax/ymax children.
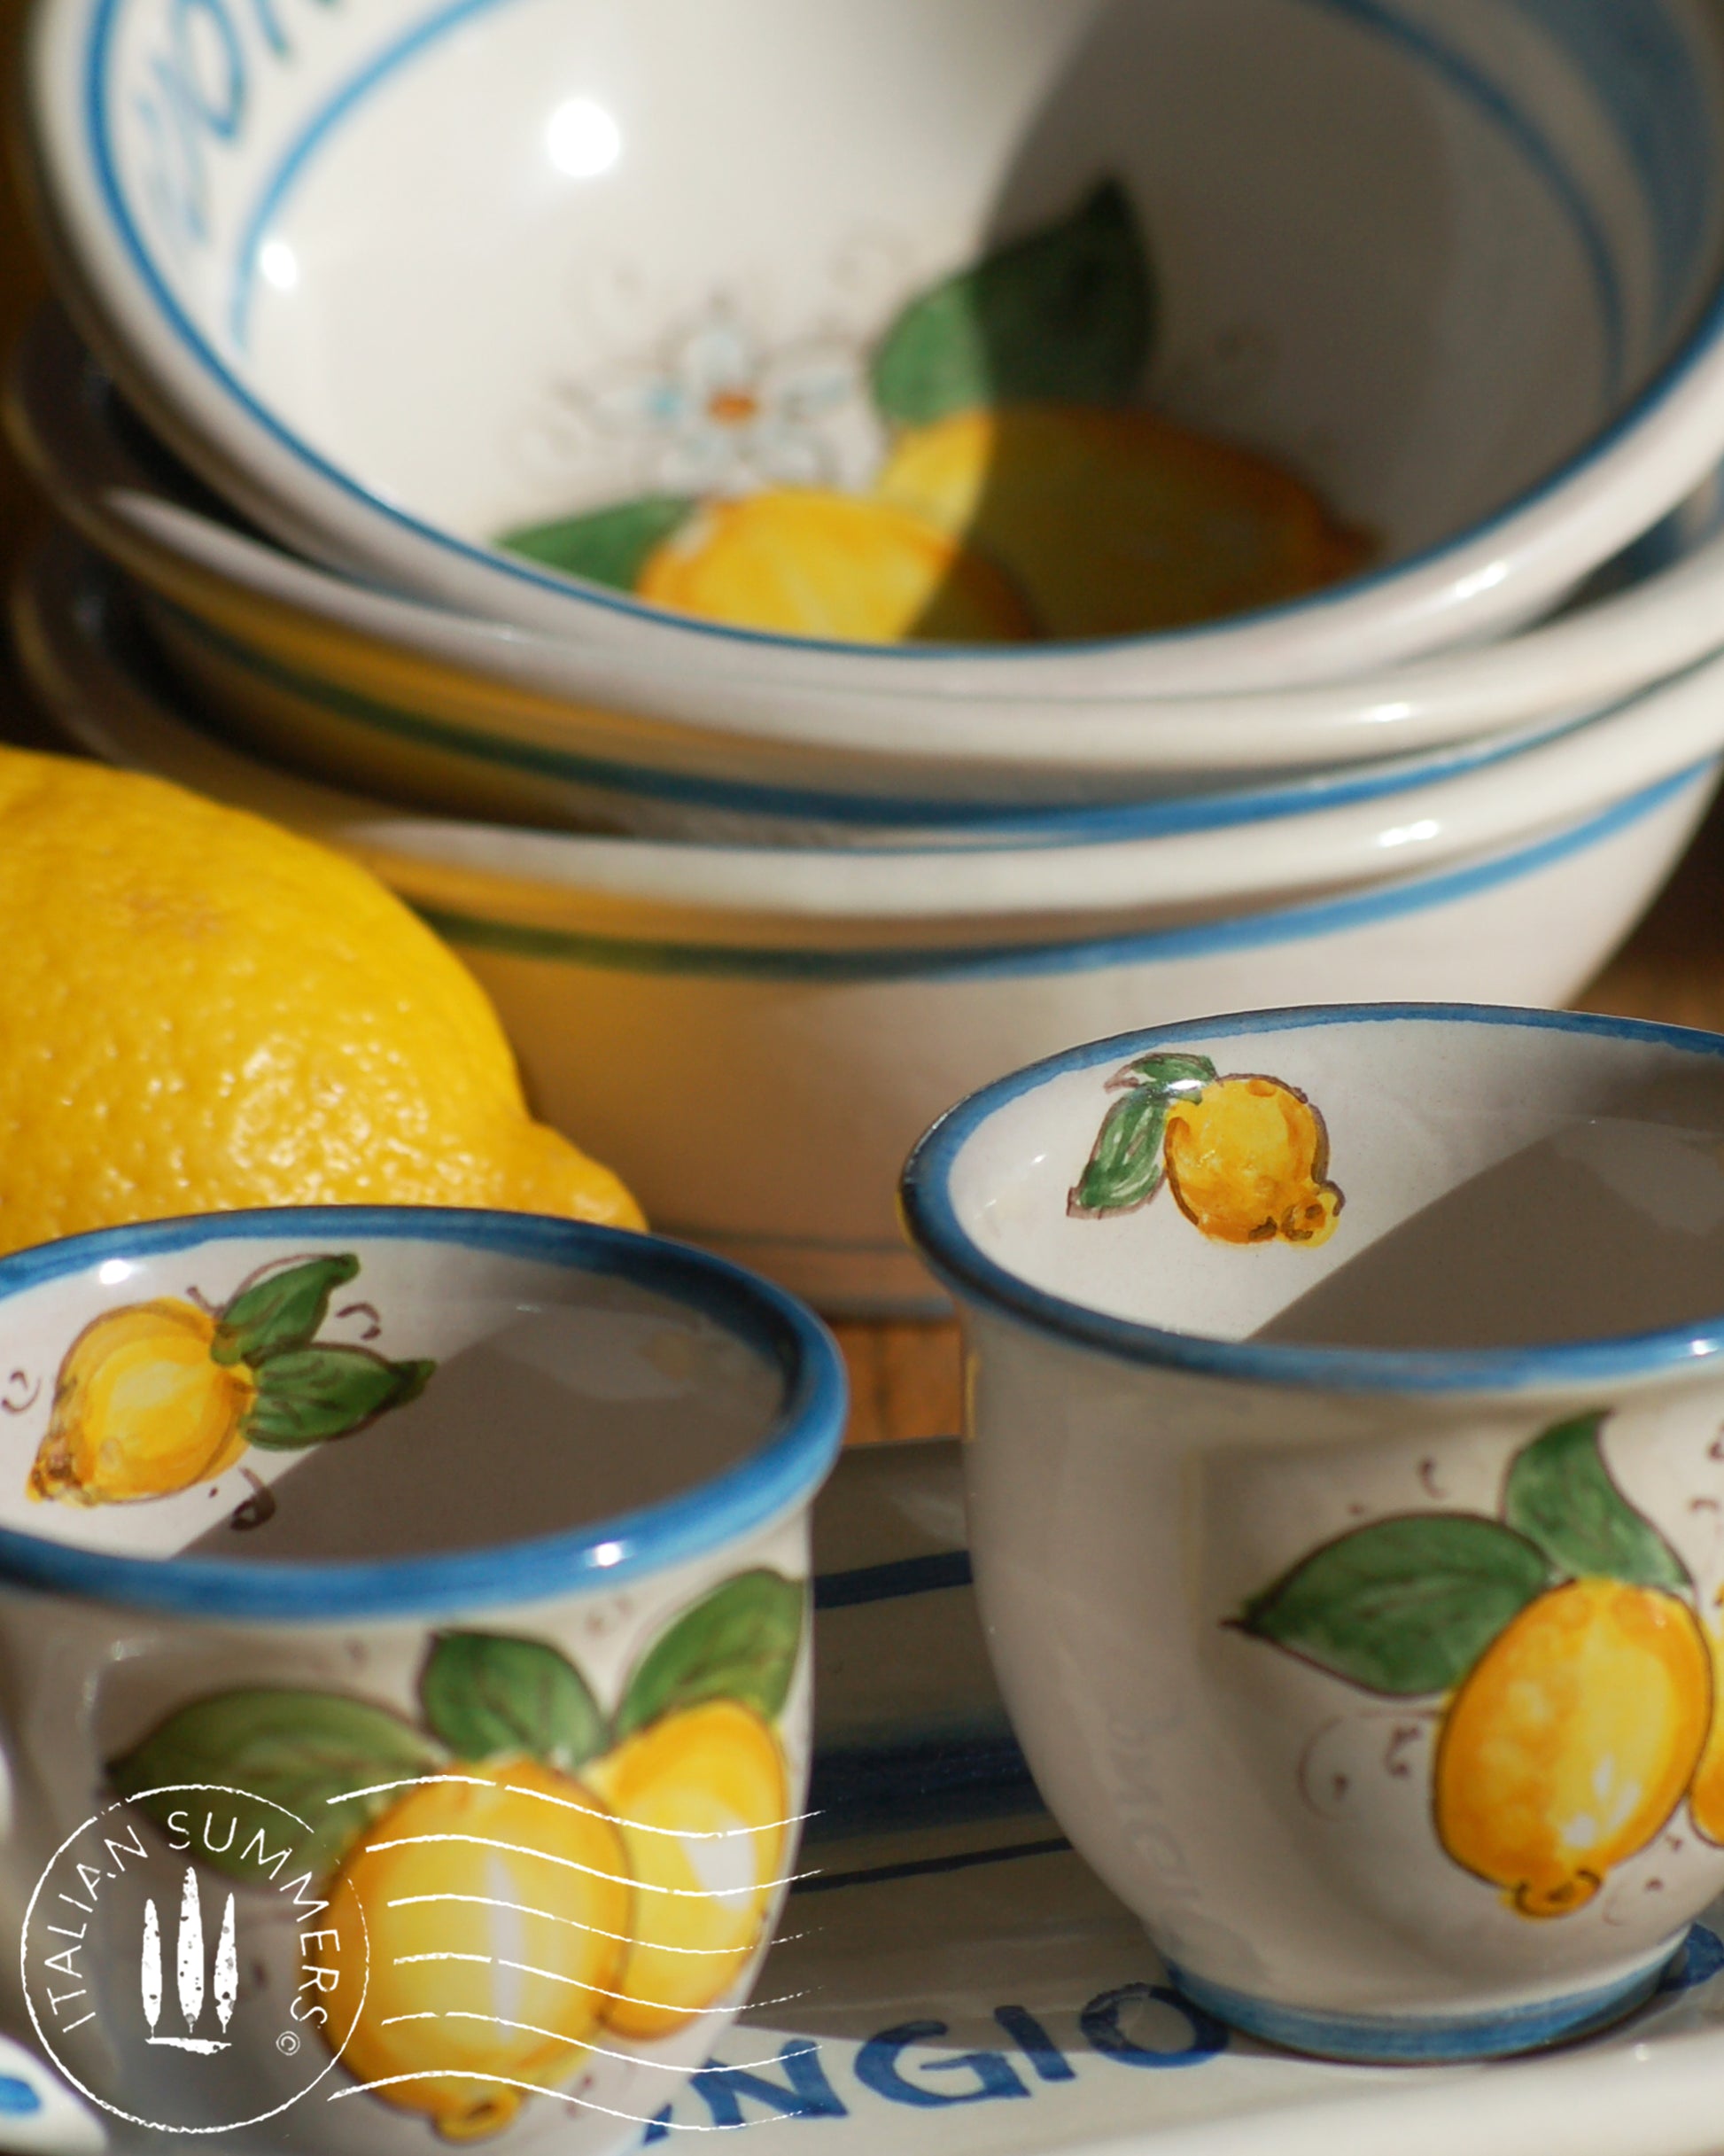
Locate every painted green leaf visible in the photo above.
<box><xmin>243</xmin><ymin>1345</ymin><xmax>435</xmax><ymax>1449</ymax></box>
<box><xmin>1503</xmin><ymin>1412</ymin><xmax>1689</xmax><ymax>1589</ymax></box>
<box><xmin>420</xmin><ymin>1631</ymin><xmax>605</xmax><ymax>1771</ymax></box>
<box><xmin>616</xmin><ymin>1568</ymin><xmax>804</xmax><ymax>1740</ymax></box>
<box><xmin>108</xmin><ymin>1689</ymin><xmax>436</xmax><ymax>1879</ymax></box>
<box><xmin>498</xmin><ymin>494</ymin><xmax>696</xmax><ymax>590</ymax></box>
<box><xmin>212</xmin><ymin>1253</ymin><xmax>359</xmax><ymax>1366</ymax></box>
<box><xmin>1068</xmin><ymin>1087</ymin><xmax>1171</xmax><ymax>1217</ymax></box>
<box><xmin>872</xmin><ymin>179</ymin><xmax>1155</xmax><ymax>430</ymax></box>
<box><xmin>1068</xmin><ymin>1050</ymin><xmax>1217</xmax><ymax>1217</ymax></box>
<box><xmin>1237</xmin><ymin>1514</ymin><xmax>1553</xmax><ymax>1695</ymax></box>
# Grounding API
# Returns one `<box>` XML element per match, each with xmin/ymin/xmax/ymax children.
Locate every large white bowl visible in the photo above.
<box><xmin>23</xmin><ymin>0</ymin><xmax>1724</xmax><ymax>692</ymax></box>
<box><xmin>18</xmin><ymin>305</ymin><xmax>1724</xmax><ymax>819</ymax></box>
<box><xmin>14</xmin><ymin>532</ymin><xmax>1721</xmax><ymax>1315</ymax></box>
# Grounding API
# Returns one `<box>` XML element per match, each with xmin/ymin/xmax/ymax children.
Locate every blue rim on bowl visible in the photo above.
<box><xmin>0</xmin><ymin>1206</ymin><xmax>847</xmax><ymax>1619</ymax></box>
<box><xmin>62</xmin><ymin>0</ymin><xmax>1724</xmax><ymax>662</ymax></box>
<box><xmin>899</xmin><ymin>1002</ymin><xmax>1724</xmax><ymax>1393</ymax></box>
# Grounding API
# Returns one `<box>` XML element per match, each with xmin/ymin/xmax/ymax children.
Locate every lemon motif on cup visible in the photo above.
<box><xmin>1433</xmin><ymin>1577</ymin><xmax>1709</xmax><ymax>1916</ymax></box>
<box><xmin>1239</xmin><ymin>1412</ymin><xmax>1714</xmax><ymax>1918</ymax></box>
<box><xmin>106</xmin><ymin>1570</ymin><xmax>805</xmax><ymax>2140</ymax></box>
<box><xmin>28</xmin><ymin>1253</ymin><xmax>433</xmax><ymax>1506</ymax></box>
<box><xmin>326</xmin><ymin>1758</ymin><xmax>633</xmax><ymax>2140</ymax></box>
<box><xmin>1068</xmin><ymin>1048</ymin><xmax>1342</xmax><ymax>1245</ymax></box>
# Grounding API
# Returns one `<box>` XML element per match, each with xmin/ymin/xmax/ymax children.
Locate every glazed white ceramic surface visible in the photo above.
<box><xmin>22</xmin><ymin>0</ymin><xmax>1724</xmax><ymax>688</ymax></box>
<box><xmin>19</xmin><ymin>306</ymin><xmax>1724</xmax><ymax>806</ymax></box>
<box><xmin>901</xmin><ymin>1006</ymin><xmax>1724</xmax><ymax>2057</ymax></box>
<box><xmin>21</xmin><ymin>528</ymin><xmax>1724</xmax><ymax>925</ymax></box>
<box><xmin>13</xmin><ymin>540</ymin><xmax>1720</xmax><ymax>1316</ymax></box>
<box><xmin>23</xmin><ymin>1437</ymin><xmax>1724</xmax><ymax>2156</ymax></box>
<box><xmin>0</xmin><ymin>1206</ymin><xmax>844</xmax><ymax>2152</ymax></box>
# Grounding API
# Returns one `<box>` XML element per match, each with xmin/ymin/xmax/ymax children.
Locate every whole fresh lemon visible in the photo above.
<box><xmin>586</xmin><ymin>1699</ymin><xmax>790</xmax><ymax>2037</ymax></box>
<box><xmin>323</xmin><ymin>1763</ymin><xmax>633</xmax><ymax>2140</ymax></box>
<box><xmin>0</xmin><ymin>749</ymin><xmax>641</xmax><ymax>1251</ymax></box>
<box><xmin>1162</xmin><ymin>1076</ymin><xmax>1342</xmax><ymax>1245</ymax></box>
<box><xmin>876</xmin><ymin>403</ymin><xmax>1370</xmax><ymax>638</ymax></box>
<box><xmin>1433</xmin><ymin>1578</ymin><xmax>1710</xmax><ymax>1916</ymax></box>
<box><xmin>635</xmin><ymin>488</ymin><xmax>1034</xmax><ymax>643</ymax></box>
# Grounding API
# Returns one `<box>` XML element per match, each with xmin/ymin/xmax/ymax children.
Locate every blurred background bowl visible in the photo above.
<box><xmin>23</xmin><ymin>0</ymin><xmax>1724</xmax><ymax>690</ymax></box>
<box><xmin>18</xmin><ymin>528</ymin><xmax>1724</xmax><ymax>1314</ymax></box>
<box><xmin>15</xmin><ymin>305</ymin><xmax>1724</xmax><ymax>836</ymax></box>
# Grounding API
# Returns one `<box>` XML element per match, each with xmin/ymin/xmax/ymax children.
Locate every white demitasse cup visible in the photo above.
<box><xmin>0</xmin><ymin>1205</ymin><xmax>843</xmax><ymax>2151</ymax></box>
<box><xmin>902</xmin><ymin>1003</ymin><xmax>1724</xmax><ymax>2063</ymax></box>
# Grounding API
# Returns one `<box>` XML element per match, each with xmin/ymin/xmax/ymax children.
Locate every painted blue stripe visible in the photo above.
<box><xmin>221</xmin><ymin>0</ymin><xmax>1627</xmax><ymax>390</ymax></box>
<box><xmin>0</xmin><ymin>1207</ymin><xmax>846</xmax><ymax>1620</ymax></box>
<box><xmin>79</xmin><ymin>0</ymin><xmax>1724</xmax><ymax>663</ymax></box>
<box><xmin>155</xmin><ymin>596</ymin><xmax>1598</xmax><ymax>843</ymax></box>
<box><xmin>1504</xmin><ymin>0</ymin><xmax>1719</xmax><ymax>327</ymax></box>
<box><xmin>1168</xmin><ymin>1951</ymin><xmax>1674</xmax><ymax>2061</ymax></box>
<box><xmin>411</xmin><ymin>761</ymin><xmax>1714</xmax><ymax>982</ymax></box>
<box><xmin>813</xmin><ymin>1551</ymin><xmax>973</xmax><ymax>1609</ymax></box>
<box><xmin>900</xmin><ymin>996</ymin><xmax>1724</xmax><ymax>1395</ymax></box>
<box><xmin>793</xmin><ymin>1835</ymin><xmax>1069</xmax><ymax>1896</ymax></box>
<box><xmin>1300</xmin><ymin>0</ymin><xmax>1623</xmax><ymax>388</ymax></box>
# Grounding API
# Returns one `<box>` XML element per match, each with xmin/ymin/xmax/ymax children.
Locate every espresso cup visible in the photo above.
<box><xmin>0</xmin><ymin>1205</ymin><xmax>843</xmax><ymax>2149</ymax></box>
<box><xmin>902</xmin><ymin>1003</ymin><xmax>1724</xmax><ymax>2061</ymax></box>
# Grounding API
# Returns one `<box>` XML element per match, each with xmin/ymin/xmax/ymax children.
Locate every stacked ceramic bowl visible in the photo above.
<box><xmin>17</xmin><ymin>0</ymin><xmax>1724</xmax><ymax>1313</ymax></box>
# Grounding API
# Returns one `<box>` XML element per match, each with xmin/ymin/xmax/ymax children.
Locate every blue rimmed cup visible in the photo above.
<box><xmin>0</xmin><ymin>1205</ymin><xmax>843</xmax><ymax>2150</ymax></box>
<box><xmin>901</xmin><ymin>1003</ymin><xmax>1724</xmax><ymax>2063</ymax></box>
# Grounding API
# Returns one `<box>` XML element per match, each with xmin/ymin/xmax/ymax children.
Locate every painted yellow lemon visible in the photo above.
<box><xmin>1684</xmin><ymin>1616</ymin><xmax>1724</xmax><ymax>1843</ymax></box>
<box><xmin>27</xmin><ymin>1300</ymin><xmax>254</xmax><ymax>1506</ymax></box>
<box><xmin>877</xmin><ymin>402</ymin><xmax>1370</xmax><ymax>639</ymax></box>
<box><xmin>324</xmin><ymin>1763</ymin><xmax>633</xmax><ymax>2141</ymax></box>
<box><xmin>635</xmin><ymin>488</ymin><xmax>1035</xmax><ymax>643</ymax></box>
<box><xmin>586</xmin><ymin>1701</ymin><xmax>790</xmax><ymax>2037</ymax></box>
<box><xmin>1434</xmin><ymin>1579</ymin><xmax>1710</xmax><ymax>1917</ymax></box>
<box><xmin>1162</xmin><ymin>1076</ymin><xmax>1342</xmax><ymax>1245</ymax></box>
<box><xmin>0</xmin><ymin>747</ymin><xmax>641</xmax><ymax>1254</ymax></box>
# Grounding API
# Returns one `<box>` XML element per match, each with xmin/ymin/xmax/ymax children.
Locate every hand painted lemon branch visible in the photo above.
<box><xmin>1068</xmin><ymin>1050</ymin><xmax>1343</xmax><ymax>1246</ymax></box>
<box><xmin>499</xmin><ymin>180</ymin><xmax>1154</xmax><ymax>594</ymax></box>
<box><xmin>107</xmin><ymin>1570</ymin><xmax>805</xmax><ymax>2137</ymax></box>
<box><xmin>27</xmin><ymin>1254</ymin><xmax>434</xmax><ymax>1507</ymax></box>
<box><xmin>1237</xmin><ymin>1413</ymin><xmax>1724</xmax><ymax>1917</ymax></box>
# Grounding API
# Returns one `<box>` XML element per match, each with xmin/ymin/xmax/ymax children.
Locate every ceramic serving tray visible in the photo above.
<box><xmin>7</xmin><ymin>1437</ymin><xmax>1724</xmax><ymax>2155</ymax></box>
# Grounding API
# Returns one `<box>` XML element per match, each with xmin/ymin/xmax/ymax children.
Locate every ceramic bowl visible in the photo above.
<box><xmin>15</xmin><ymin>535</ymin><xmax>1722</xmax><ymax>1315</ymax></box>
<box><xmin>0</xmin><ymin>1203</ymin><xmax>843</xmax><ymax>2149</ymax></box>
<box><xmin>900</xmin><ymin>1004</ymin><xmax>1724</xmax><ymax>2059</ymax></box>
<box><xmin>22</xmin><ymin>0</ymin><xmax>1724</xmax><ymax>691</ymax></box>
<box><xmin>18</xmin><ymin>306</ymin><xmax>1724</xmax><ymax>813</ymax></box>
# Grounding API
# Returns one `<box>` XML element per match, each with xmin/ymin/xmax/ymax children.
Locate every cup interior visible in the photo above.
<box><xmin>81</xmin><ymin>0</ymin><xmax>1724</xmax><ymax>610</ymax></box>
<box><xmin>912</xmin><ymin>1006</ymin><xmax>1724</xmax><ymax>1368</ymax></box>
<box><xmin>0</xmin><ymin>1208</ymin><xmax>842</xmax><ymax>1612</ymax></box>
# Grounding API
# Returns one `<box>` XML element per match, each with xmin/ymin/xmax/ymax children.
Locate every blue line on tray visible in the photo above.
<box><xmin>792</xmin><ymin>1836</ymin><xmax>1073</xmax><ymax>1896</ymax></box>
<box><xmin>813</xmin><ymin>1550</ymin><xmax>975</xmax><ymax>1608</ymax></box>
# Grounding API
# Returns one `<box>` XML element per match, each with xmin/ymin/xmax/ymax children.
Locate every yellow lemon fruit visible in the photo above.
<box><xmin>877</xmin><ymin>403</ymin><xmax>1371</xmax><ymax>638</ymax></box>
<box><xmin>1162</xmin><ymin>1076</ymin><xmax>1342</xmax><ymax>1245</ymax></box>
<box><xmin>27</xmin><ymin>1298</ymin><xmax>253</xmax><ymax>1505</ymax></box>
<box><xmin>635</xmin><ymin>488</ymin><xmax>1035</xmax><ymax>643</ymax></box>
<box><xmin>1434</xmin><ymin>1579</ymin><xmax>1710</xmax><ymax>1917</ymax></box>
<box><xmin>0</xmin><ymin>749</ymin><xmax>641</xmax><ymax>1252</ymax></box>
<box><xmin>1684</xmin><ymin>1616</ymin><xmax>1724</xmax><ymax>1842</ymax></box>
<box><xmin>586</xmin><ymin>1701</ymin><xmax>790</xmax><ymax>2037</ymax></box>
<box><xmin>324</xmin><ymin>1762</ymin><xmax>633</xmax><ymax>2140</ymax></box>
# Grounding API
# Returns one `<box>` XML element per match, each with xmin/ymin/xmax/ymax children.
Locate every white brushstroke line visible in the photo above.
<box><xmin>328</xmin><ymin>1773</ymin><xmax>813</xmax><ymax>1841</ymax></box>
